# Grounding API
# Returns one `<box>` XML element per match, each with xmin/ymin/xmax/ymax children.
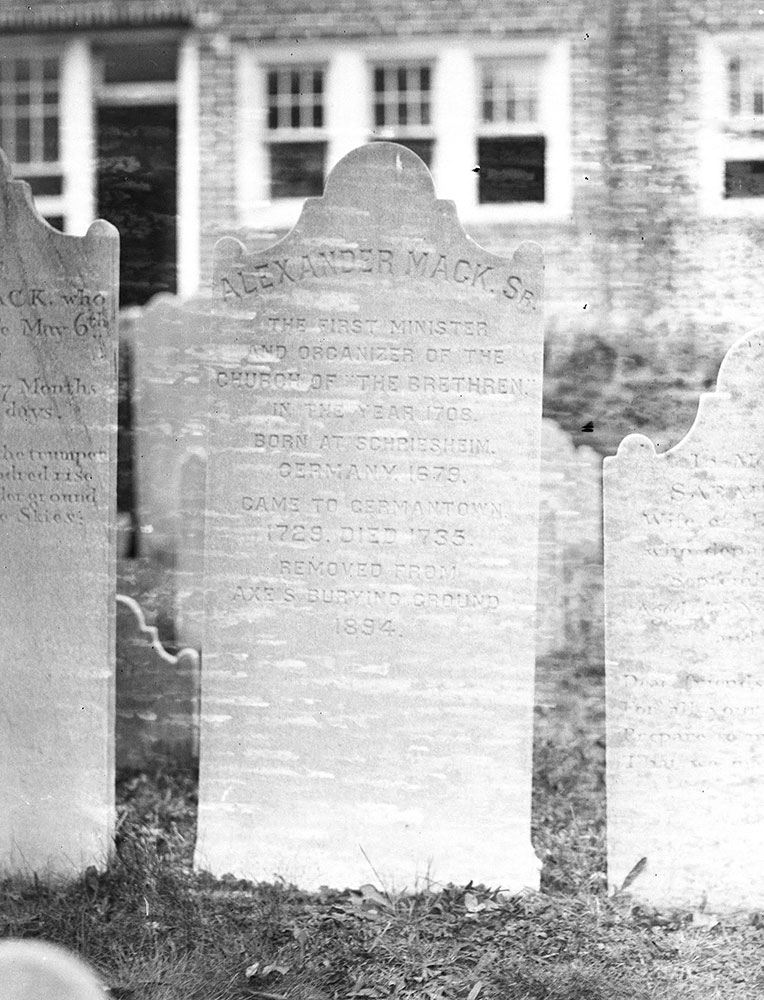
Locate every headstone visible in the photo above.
<box><xmin>195</xmin><ymin>143</ymin><xmax>544</xmax><ymax>891</ymax></box>
<box><xmin>0</xmin><ymin>940</ymin><xmax>106</xmax><ymax>1000</ymax></box>
<box><xmin>124</xmin><ymin>295</ymin><xmax>213</xmax><ymax>648</ymax></box>
<box><xmin>0</xmin><ymin>152</ymin><xmax>118</xmax><ymax>875</ymax></box>
<box><xmin>605</xmin><ymin>330</ymin><xmax>764</xmax><ymax>910</ymax></box>
<box><xmin>116</xmin><ymin>594</ymin><xmax>200</xmax><ymax>772</ymax></box>
<box><xmin>536</xmin><ymin>420</ymin><xmax>603</xmax><ymax>656</ymax></box>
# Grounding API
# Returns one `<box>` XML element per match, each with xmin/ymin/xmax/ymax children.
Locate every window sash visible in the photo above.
<box><xmin>266</xmin><ymin>66</ymin><xmax>325</xmax><ymax>131</ymax></box>
<box><xmin>0</xmin><ymin>54</ymin><xmax>60</xmax><ymax>166</ymax></box>
<box><xmin>372</xmin><ymin>62</ymin><xmax>432</xmax><ymax>129</ymax></box>
<box><xmin>727</xmin><ymin>54</ymin><xmax>764</xmax><ymax>122</ymax></box>
<box><xmin>479</xmin><ymin>58</ymin><xmax>541</xmax><ymax>128</ymax></box>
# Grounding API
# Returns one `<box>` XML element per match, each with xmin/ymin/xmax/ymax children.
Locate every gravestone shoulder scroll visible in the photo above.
<box><xmin>0</xmin><ymin>152</ymin><xmax>118</xmax><ymax>875</ymax></box>
<box><xmin>195</xmin><ymin>143</ymin><xmax>544</xmax><ymax>891</ymax></box>
<box><xmin>605</xmin><ymin>330</ymin><xmax>764</xmax><ymax>911</ymax></box>
<box><xmin>116</xmin><ymin>594</ymin><xmax>200</xmax><ymax>772</ymax></box>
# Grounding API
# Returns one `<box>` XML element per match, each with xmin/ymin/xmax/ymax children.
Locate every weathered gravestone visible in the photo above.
<box><xmin>123</xmin><ymin>296</ymin><xmax>213</xmax><ymax>648</ymax></box>
<box><xmin>0</xmin><ymin>152</ymin><xmax>118</xmax><ymax>875</ymax></box>
<box><xmin>0</xmin><ymin>939</ymin><xmax>106</xmax><ymax>1000</ymax></box>
<box><xmin>536</xmin><ymin>420</ymin><xmax>603</xmax><ymax>657</ymax></box>
<box><xmin>116</xmin><ymin>594</ymin><xmax>200</xmax><ymax>772</ymax></box>
<box><xmin>195</xmin><ymin>143</ymin><xmax>544</xmax><ymax>890</ymax></box>
<box><xmin>605</xmin><ymin>330</ymin><xmax>764</xmax><ymax>910</ymax></box>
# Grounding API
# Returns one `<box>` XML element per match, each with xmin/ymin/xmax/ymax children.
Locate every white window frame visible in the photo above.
<box><xmin>0</xmin><ymin>36</ymin><xmax>95</xmax><ymax>234</ymax></box>
<box><xmin>264</xmin><ymin>62</ymin><xmax>329</xmax><ymax>201</ymax></box>
<box><xmin>236</xmin><ymin>37</ymin><xmax>571</xmax><ymax>230</ymax></box>
<box><xmin>700</xmin><ymin>33</ymin><xmax>764</xmax><ymax>217</ymax></box>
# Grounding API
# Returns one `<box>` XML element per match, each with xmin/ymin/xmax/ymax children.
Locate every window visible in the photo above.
<box><xmin>724</xmin><ymin>54</ymin><xmax>764</xmax><ymax>198</ymax></box>
<box><xmin>266</xmin><ymin>65</ymin><xmax>326</xmax><ymax>198</ymax></box>
<box><xmin>701</xmin><ymin>38</ymin><xmax>764</xmax><ymax>211</ymax></box>
<box><xmin>370</xmin><ymin>62</ymin><xmax>434</xmax><ymax>167</ymax></box>
<box><xmin>476</xmin><ymin>58</ymin><xmax>546</xmax><ymax>204</ymax></box>
<box><xmin>238</xmin><ymin>42</ymin><xmax>570</xmax><ymax>228</ymax></box>
<box><xmin>0</xmin><ymin>54</ymin><xmax>63</xmax><ymax>213</ymax></box>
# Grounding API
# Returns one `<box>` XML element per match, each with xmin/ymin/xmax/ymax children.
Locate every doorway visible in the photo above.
<box><xmin>96</xmin><ymin>103</ymin><xmax>177</xmax><ymax>307</ymax></box>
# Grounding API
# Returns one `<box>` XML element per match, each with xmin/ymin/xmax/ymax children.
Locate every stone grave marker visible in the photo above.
<box><xmin>195</xmin><ymin>143</ymin><xmax>544</xmax><ymax>891</ymax></box>
<box><xmin>0</xmin><ymin>153</ymin><xmax>118</xmax><ymax>875</ymax></box>
<box><xmin>116</xmin><ymin>594</ymin><xmax>200</xmax><ymax>772</ymax></box>
<box><xmin>0</xmin><ymin>940</ymin><xmax>106</xmax><ymax>1000</ymax></box>
<box><xmin>124</xmin><ymin>294</ymin><xmax>214</xmax><ymax>649</ymax></box>
<box><xmin>605</xmin><ymin>330</ymin><xmax>764</xmax><ymax>910</ymax></box>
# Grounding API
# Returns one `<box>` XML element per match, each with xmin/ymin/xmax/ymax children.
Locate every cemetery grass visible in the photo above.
<box><xmin>2</xmin><ymin>655</ymin><xmax>764</xmax><ymax>998</ymax></box>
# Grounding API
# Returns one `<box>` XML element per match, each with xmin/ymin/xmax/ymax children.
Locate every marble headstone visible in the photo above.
<box><xmin>605</xmin><ymin>331</ymin><xmax>764</xmax><ymax>910</ymax></box>
<box><xmin>125</xmin><ymin>295</ymin><xmax>214</xmax><ymax>647</ymax></box>
<box><xmin>195</xmin><ymin>143</ymin><xmax>544</xmax><ymax>891</ymax></box>
<box><xmin>0</xmin><ymin>153</ymin><xmax>118</xmax><ymax>874</ymax></box>
<box><xmin>0</xmin><ymin>940</ymin><xmax>106</xmax><ymax>1000</ymax></box>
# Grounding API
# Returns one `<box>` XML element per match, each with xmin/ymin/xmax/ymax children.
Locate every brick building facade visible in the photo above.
<box><xmin>2</xmin><ymin>0</ymin><xmax>764</xmax><ymax>444</ymax></box>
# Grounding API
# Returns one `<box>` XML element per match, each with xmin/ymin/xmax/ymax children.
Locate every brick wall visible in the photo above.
<box><xmin>190</xmin><ymin>0</ymin><xmax>764</xmax><ymax>451</ymax></box>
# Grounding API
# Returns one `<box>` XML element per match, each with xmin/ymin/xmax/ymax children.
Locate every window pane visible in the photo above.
<box><xmin>480</xmin><ymin>60</ymin><xmax>540</xmax><ymax>125</ymax></box>
<box><xmin>725</xmin><ymin>159</ymin><xmax>764</xmax><ymax>198</ymax></box>
<box><xmin>19</xmin><ymin>173</ymin><xmax>63</xmax><ymax>196</ymax></box>
<box><xmin>15</xmin><ymin>117</ymin><xmax>30</xmax><ymax>163</ymax></box>
<box><xmin>372</xmin><ymin>62</ymin><xmax>432</xmax><ymax>128</ymax></box>
<box><xmin>265</xmin><ymin>66</ymin><xmax>324</xmax><ymax>133</ymax></box>
<box><xmin>270</xmin><ymin>141</ymin><xmax>326</xmax><ymax>198</ymax></box>
<box><xmin>477</xmin><ymin>135</ymin><xmax>546</xmax><ymax>203</ymax></box>
<box><xmin>0</xmin><ymin>55</ymin><xmax>60</xmax><ymax>166</ymax></box>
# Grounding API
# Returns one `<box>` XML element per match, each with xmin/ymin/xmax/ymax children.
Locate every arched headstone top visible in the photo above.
<box><xmin>215</xmin><ymin>142</ymin><xmax>543</xmax><ymax>289</ymax></box>
<box><xmin>607</xmin><ymin>329</ymin><xmax>764</xmax><ymax>471</ymax></box>
<box><xmin>714</xmin><ymin>328</ymin><xmax>764</xmax><ymax>402</ymax></box>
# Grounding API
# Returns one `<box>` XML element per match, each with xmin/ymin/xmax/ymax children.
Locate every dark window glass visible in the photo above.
<box><xmin>269</xmin><ymin>141</ymin><xmax>326</xmax><ymax>198</ymax></box>
<box><xmin>20</xmin><ymin>173</ymin><xmax>63</xmax><ymax>196</ymax></box>
<box><xmin>477</xmin><ymin>135</ymin><xmax>546</xmax><ymax>203</ymax></box>
<box><xmin>371</xmin><ymin>137</ymin><xmax>433</xmax><ymax>168</ymax></box>
<box><xmin>15</xmin><ymin>118</ymin><xmax>30</xmax><ymax>163</ymax></box>
<box><xmin>43</xmin><ymin>115</ymin><xmax>58</xmax><ymax>161</ymax></box>
<box><xmin>725</xmin><ymin>159</ymin><xmax>764</xmax><ymax>197</ymax></box>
